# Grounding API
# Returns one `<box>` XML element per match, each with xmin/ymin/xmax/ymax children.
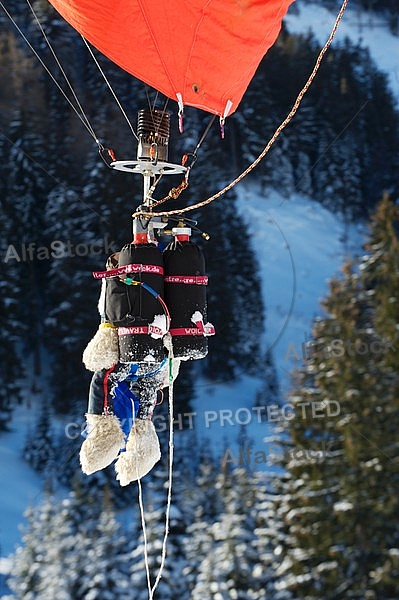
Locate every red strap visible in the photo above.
<box><xmin>103</xmin><ymin>364</ymin><xmax>116</xmax><ymax>413</ymax></box>
<box><xmin>93</xmin><ymin>264</ymin><xmax>164</xmax><ymax>279</ymax></box>
<box><xmin>170</xmin><ymin>324</ymin><xmax>215</xmax><ymax>336</ymax></box>
<box><xmin>118</xmin><ymin>324</ymin><xmax>165</xmax><ymax>336</ymax></box>
<box><xmin>164</xmin><ymin>275</ymin><xmax>208</xmax><ymax>285</ymax></box>
<box><xmin>118</xmin><ymin>326</ymin><xmax>149</xmax><ymax>335</ymax></box>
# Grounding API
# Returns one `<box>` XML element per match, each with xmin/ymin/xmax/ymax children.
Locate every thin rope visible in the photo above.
<box><xmin>194</xmin><ymin>114</ymin><xmax>217</xmax><ymax>156</ymax></box>
<box><xmin>147</xmin><ymin>88</ymin><xmax>160</xmax><ymax>113</ymax></box>
<box><xmin>147</xmin><ymin>114</ymin><xmax>217</xmax><ymax>210</ymax></box>
<box><xmin>81</xmin><ymin>37</ymin><xmax>139</xmax><ymax>142</ymax></box>
<box><xmin>151</xmin><ymin>356</ymin><xmax>175</xmax><ymax>595</ymax></box>
<box><xmin>0</xmin><ymin>1</ymin><xmax>100</xmax><ymax>144</ymax></box>
<box><xmin>136</xmin><ymin>354</ymin><xmax>175</xmax><ymax>600</ymax></box>
<box><xmin>137</xmin><ymin>477</ymin><xmax>154</xmax><ymax>600</ymax></box>
<box><xmin>135</xmin><ymin>0</ymin><xmax>349</xmax><ymax>219</ymax></box>
<box><xmin>25</xmin><ymin>0</ymin><xmax>98</xmax><ymax>142</ymax></box>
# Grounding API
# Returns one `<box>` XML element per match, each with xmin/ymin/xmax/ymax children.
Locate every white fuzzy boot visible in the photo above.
<box><xmin>115</xmin><ymin>419</ymin><xmax>161</xmax><ymax>486</ymax></box>
<box><xmin>83</xmin><ymin>323</ymin><xmax>119</xmax><ymax>372</ymax></box>
<box><xmin>80</xmin><ymin>413</ymin><xmax>125</xmax><ymax>475</ymax></box>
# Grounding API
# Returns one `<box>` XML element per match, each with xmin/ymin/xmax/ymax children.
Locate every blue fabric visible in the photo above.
<box><xmin>123</xmin><ymin>358</ymin><xmax>167</xmax><ymax>382</ymax></box>
<box><xmin>81</xmin><ymin>359</ymin><xmax>166</xmax><ymax>441</ymax></box>
<box><xmin>113</xmin><ymin>381</ymin><xmax>140</xmax><ymax>437</ymax></box>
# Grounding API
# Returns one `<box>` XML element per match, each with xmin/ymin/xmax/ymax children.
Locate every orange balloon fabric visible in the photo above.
<box><xmin>48</xmin><ymin>0</ymin><xmax>293</xmax><ymax>116</ymax></box>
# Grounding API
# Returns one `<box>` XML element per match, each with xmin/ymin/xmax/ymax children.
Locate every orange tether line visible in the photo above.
<box><xmin>135</xmin><ymin>0</ymin><xmax>348</xmax><ymax>219</ymax></box>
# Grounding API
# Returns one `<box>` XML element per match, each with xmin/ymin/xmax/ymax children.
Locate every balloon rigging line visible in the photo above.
<box><xmin>151</xmin><ymin>364</ymin><xmax>175</xmax><ymax>595</ymax></box>
<box><xmin>194</xmin><ymin>114</ymin><xmax>217</xmax><ymax>157</ymax></box>
<box><xmin>81</xmin><ymin>36</ymin><xmax>139</xmax><ymax>142</ymax></box>
<box><xmin>136</xmin><ymin>361</ymin><xmax>175</xmax><ymax>600</ymax></box>
<box><xmin>24</xmin><ymin>0</ymin><xmax>98</xmax><ymax>142</ymax></box>
<box><xmin>149</xmin><ymin>113</ymin><xmax>217</xmax><ymax>210</ymax></box>
<box><xmin>0</xmin><ymin>0</ymin><xmax>100</xmax><ymax>144</ymax></box>
<box><xmin>137</xmin><ymin>0</ymin><xmax>349</xmax><ymax>218</ymax></box>
<box><xmin>147</xmin><ymin>88</ymin><xmax>160</xmax><ymax>113</ymax></box>
<box><xmin>3</xmin><ymin>1</ymin><xmax>138</xmax><ymax>146</ymax></box>
<box><xmin>137</xmin><ymin>474</ymin><xmax>153</xmax><ymax>598</ymax></box>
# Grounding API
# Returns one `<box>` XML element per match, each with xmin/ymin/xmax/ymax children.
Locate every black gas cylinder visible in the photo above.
<box><xmin>163</xmin><ymin>227</ymin><xmax>213</xmax><ymax>359</ymax></box>
<box><xmin>106</xmin><ymin>241</ymin><xmax>165</xmax><ymax>363</ymax></box>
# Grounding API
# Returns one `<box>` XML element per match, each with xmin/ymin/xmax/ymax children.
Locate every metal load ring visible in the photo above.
<box><xmin>110</xmin><ymin>159</ymin><xmax>187</xmax><ymax>176</ymax></box>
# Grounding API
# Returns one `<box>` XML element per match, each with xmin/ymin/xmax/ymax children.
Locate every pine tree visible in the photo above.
<box><xmin>362</xmin><ymin>192</ymin><xmax>399</xmax><ymax>368</ymax></box>
<box><xmin>43</xmin><ymin>184</ymin><xmax>101</xmax><ymax>413</ymax></box>
<box><xmin>129</xmin><ymin>473</ymin><xmax>190</xmax><ymax>600</ymax></box>
<box><xmin>190</xmin><ymin>466</ymin><xmax>271</xmax><ymax>599</ymax></box>
<box><xmin>9</xmin><ymin>495</ymin><xmax>73</xmax><ymax>599</ymax></box>
<box><xmin>0</xmin><ymin>133</ymin><xmax>23</xmax><ymax>428</ymax></box>
<box><xmin>9</xmin><ymin>489</ymin><xmax>131</xmax><ymax>599</ymax></box>
<box><xmin>203</xmin><ymin>190</ymin><xmax>264</xmax><ymax>380</ymax></box>
<box><xmin>276</xmin><ymin>197</ymin><xmax>399</xmax><ymax>599</ymax></box>
<box><xmin>23</xmin><ymin>399</ymin><xmax>56</xmax><ymax>474</ymax></box>
<box><xmin>250</xmin><ymin>472</ymin><xmax>294</xmax><ymax>600</ymax></box>
<box><xmin>75</xmin><ymin>494</ymin><xmax>131</xmax><ymax>600</ymax></box>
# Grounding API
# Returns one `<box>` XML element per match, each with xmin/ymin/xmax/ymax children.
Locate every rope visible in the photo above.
<box><xmin>149</xmin><ymin>114</ymin><xmax>217</xmax><ymax>209</ymax></box>
<box><xmin>81</xmin><ymin>37</ymin><xmax>139</xmax><ymax>142</ymax></box>
<box><xmin>25</xmin><ymin>0</ymin><xmax>98</xmax><ymax>142</ymax></box>
<box><xmin>136</xmin><ymin>351</ymin><xmax>174</xmax><ymax>600</ymax></box>
<box><xmin>135</xmin><ymin>0</ymin><xmax>349</xmax><ymax>219</ymax></box>
<box><xmin>151</xmin><ymin>355</ymin><xmax>175</xmax><ymax>596</ymax></box>
<box><xmin>0</xmin><ymin>1</ymin><xmax>101</xmax><ymax>144</ymax></box>
<box><xmin>137</xmin><ymin>476</ymin><xmax>153</xmax><ymax>598</ymax></box>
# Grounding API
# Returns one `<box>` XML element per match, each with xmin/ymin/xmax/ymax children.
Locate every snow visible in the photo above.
<box><xmin>333</xmin><ymin>501</ymin><xmax>354</xmax><ymax>512</ymax></box>
<box><xmin>0</xmin><ymin>0</ymin><xmax>396</xmax><ymax>588</ymax></box>
<box><xmin>0</xmin><ymin>187</ymin><xmax>361</xmax><ymax>563</ymax></box>
<box><xmin>0</xmin><ymin>401</ymin><xmax>44</xmax><ymax>557</ymax></box>
<box><xmin>285</xmin><ymin>1</ymin><xmax>399</xmax><ymax>105</ymax></box>
<box><xmin>236</xmin><ymin>188</ymin><xmax>364</xmax><ymax>387</ymax></box>
<box><xmin>0</xmin><ymin>159</ymin><xmax>366</xmax><ymax>594</ymax></box>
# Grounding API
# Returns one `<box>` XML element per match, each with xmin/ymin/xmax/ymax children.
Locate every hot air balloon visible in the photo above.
<box><xmin>47</xmin><ymin>0</ymin><xmax>294</xmax><ymax>118</ymax></box>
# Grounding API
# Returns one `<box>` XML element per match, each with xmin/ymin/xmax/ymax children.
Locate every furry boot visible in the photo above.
<box><xmin>115</xmin><ymin>419</ymin><xmax>161</xmax><ymax>486</ymax></box>
<box><xmin>83</xmin><ymin>323</ymin><xmax>119</xmax><ymax>372</ymax></box>
<box><xmin>80</xmin><ymin>413</ymin><xmax>125</xmax><ymax>475</ymax></box>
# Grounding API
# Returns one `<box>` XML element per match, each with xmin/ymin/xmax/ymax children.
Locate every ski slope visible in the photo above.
<box><xmin>192</xmin><ymin>188</ymin><xmax>364</xmax><ymax>460</ymax></box>
<box><xmin>285</xmin><ymin>1</ymin><xmax>399</xmax><ymax>104</ymax></box>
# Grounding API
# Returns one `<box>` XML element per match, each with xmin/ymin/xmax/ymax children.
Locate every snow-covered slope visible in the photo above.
<box><xmin>235</xmin><ymin>187</ymin><xmax>364</xmax><ymax>388</ymax></box>
<box><xmin>0</xmin><ymin>0</ymin><xmax>394</xmax><ymax>575</ymax></box>
<box><xmin>0</xmin><ymin>189</ymin><xmax>364</xmax><ymax>562</ymax></box>
<box><xmin>191</xmin><ymin>187</ymin><xmax>364</xmax><ymax>461</ymax></box>
<box><xmin>0</xmin><ymin>401</ymin><xmax>43</xmax><ymax>559</ymax></box>
<box><xmin>285</xmin><ymin>1</ymin><xmax>399</xmax><ymax>104</ymax></box>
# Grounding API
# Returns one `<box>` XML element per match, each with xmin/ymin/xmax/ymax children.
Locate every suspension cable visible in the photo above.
<box><xmin>151</xmin><ymin>354</ymin><xmax>175</xmax><ymax>596</ymax></box>
<box><xmin>137</xmin><ymin>478</ymin><xmax>153</xmax><ymax>599</ymax></box>
<box><xmin>149</xmin><ymin>113</ymin><xmax>217</xmax><ymax>210</ymax></box>
<box><xmin>135</xmin><ymin>0</ymin><xmax>349</xmax><ymax>219</ymax></box>
<box><xmin>0</xmin><ymin>1</ymin><xmax>101</xmax><ymax>145</ymax></box>
<box><xmin>136</xmin><ymin>352</ymin><xmax>175</xmax><ymax>600</ymax></box>
<box><xmin>25</xmin><ymin>0</ymin><xmax>98</xmax><ymax>142</ymax></box>
<box><xmin>81</xmin><ymin>36</ymin><xmax>139</xmax><ymax>142</ymax></box>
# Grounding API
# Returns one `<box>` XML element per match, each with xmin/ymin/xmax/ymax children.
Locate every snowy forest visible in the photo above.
<box><xmin>1</xmin><ymin>0</ymin><xmax>399</xmax><ymax>598</ymax></box>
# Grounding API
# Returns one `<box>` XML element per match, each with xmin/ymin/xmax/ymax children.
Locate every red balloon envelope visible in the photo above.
<box><xmin>47</xmin><ymin>0</ymin><xmax>293</xmax><ymax>117</ymax></box>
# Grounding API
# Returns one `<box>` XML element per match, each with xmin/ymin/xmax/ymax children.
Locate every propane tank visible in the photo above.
<box><xmin>105</xmin><ymin>218</ymin><xmax>166</xmax><ymax>364</ymax></box>
<box><xmin>163</xmin><ymin>226</ymin><xmax>214</xmax><ymax>360</ymax></box>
